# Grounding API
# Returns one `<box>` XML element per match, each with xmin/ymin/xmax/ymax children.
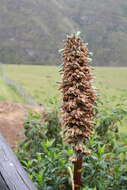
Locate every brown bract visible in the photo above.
<box><xmin>60</xmin><ymin>35</ymin><xmax>96</xmax><ymax>154</ymax></box>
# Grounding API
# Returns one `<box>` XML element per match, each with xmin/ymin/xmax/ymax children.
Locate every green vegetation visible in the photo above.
<box><xmin>1</xmin><ymin>0</ymin><xmax>127</xmax><ymax>66</ymax></box>
<box><xmin>4</xmin><ymin>64</ymin><xmax>127</xmax><ymax>103</ymax></box>
<box><xmin>2</xmin><ymin>62</ymin><xmax>126</xmax><ymax>190</ymax></box>
<box><xmin>4</xmin><ymin>65</ymin><xmax>61</xmax><ymax>105</ymax></box>
<box><xmin>0</xmin><ymin>75</ymin><xmax>25</xmax><ymax>103</ymax></box>
<box><xmin>17</xmin><ymin>96</ymin><xmax>127</xmax><ymax>190</ymax></box>
<box><xmin>4</xmin><ymin>65</ymin><xmax>127</xmax><ymax>135</ymax></box>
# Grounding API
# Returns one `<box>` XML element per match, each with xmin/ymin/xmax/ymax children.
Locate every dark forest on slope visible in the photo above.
<box><xmin>0</xmin><ymin>0</ymin><xmax>127</xmax><ymax>66</ymax></box>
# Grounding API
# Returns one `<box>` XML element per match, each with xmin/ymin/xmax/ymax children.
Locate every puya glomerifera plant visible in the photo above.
<box><xmin>59</xmin><ymin>33</ymin><xmax>96</xmax><ymax>190</ymax></box>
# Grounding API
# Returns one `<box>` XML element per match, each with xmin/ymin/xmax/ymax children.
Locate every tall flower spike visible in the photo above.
<box><xmin>59</xmin><ymin>34</ymin><xmax>96</xmax><ymax>190</ymax></box>
<box><xmin>60</xmin><ymin>34</ymin><xmax>96</xmax><ymax>152</ymax></box>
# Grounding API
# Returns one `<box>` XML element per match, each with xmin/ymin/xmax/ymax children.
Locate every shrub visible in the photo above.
<box><xmin>17</xmin><ymin>109</ymin><xmax>73</xmax><ymax>190</ymax></box>
<box><xmin>17</xmin><ymin>95</ymin><xmax>127</xmax><ymax>190</ymax></box>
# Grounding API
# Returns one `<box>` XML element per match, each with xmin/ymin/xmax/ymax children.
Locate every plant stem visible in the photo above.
<box><xmin>74</xmin><ymin>153</ymin><xmax>83</xmax><ymax>190</ymax></box>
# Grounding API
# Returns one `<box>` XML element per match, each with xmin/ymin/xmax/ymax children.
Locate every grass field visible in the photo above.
<box><xmin>0</xmin><ymin>75</ymin><xmax>25</xmax><ymax>103</ymax></box>
<box><xmin>4</xmin><ymin>65</ymin><xmax>127</xmax><ymax>103</ymax></box>
<box><xmin>2</xmin><ymin>65</ymin><xmax>127</xmax><ymax>134</ymax></box>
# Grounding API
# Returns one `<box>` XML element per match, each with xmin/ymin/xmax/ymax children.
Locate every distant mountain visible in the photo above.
<box><xmin>0</xmin><ymin>0</ymin><xmax>127</xmax><ymax>66</ymax></box>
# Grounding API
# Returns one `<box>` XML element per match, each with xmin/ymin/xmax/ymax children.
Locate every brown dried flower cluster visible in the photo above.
<box><xmin>60</xmin><ymin>34</ymin><xmax>96</xmax><ymax>154</ymax></box>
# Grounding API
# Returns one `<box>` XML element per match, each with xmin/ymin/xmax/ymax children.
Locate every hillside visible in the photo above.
<box><xmin>0</xmin><ymin>0</ymin><xmax>127</xmax><ymax>66</ymax></box>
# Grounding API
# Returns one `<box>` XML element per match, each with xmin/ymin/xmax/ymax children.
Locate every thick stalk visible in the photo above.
<box><xmin>74</xmin><ymin>153</ymin><xmax>83</xmax><ymax>190</ymax></box>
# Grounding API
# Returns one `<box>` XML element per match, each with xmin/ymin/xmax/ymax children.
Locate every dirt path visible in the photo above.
<box><xmin>0</xmin><ymin>101</ymin><xmax>44</xmax><ymax>148</ymax></box>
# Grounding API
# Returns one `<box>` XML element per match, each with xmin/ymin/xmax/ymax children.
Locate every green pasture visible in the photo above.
<box><xmin>3</xmin><ymin>65</ymin><xmax>127</xmax><ymax>134</ymax></box>
<box><xmin>4</xmin><ymin>65</ymin><xmax>61</xmax><ymax>105</ymax></box>
<box><xmin>0</xmin><ymin>76</ymin><xmax>25</xmax><ymax>103</ymax></box>
<box><xmin>4</xmin><ymin>65</ymin><xmax>127</xmax><ymax>103</ymax></box>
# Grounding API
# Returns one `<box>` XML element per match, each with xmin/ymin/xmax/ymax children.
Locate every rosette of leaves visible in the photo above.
<box><xmin>59</xmin><ymin>33</ymin><xmax>96</xmax><ymax>190</ymax></box>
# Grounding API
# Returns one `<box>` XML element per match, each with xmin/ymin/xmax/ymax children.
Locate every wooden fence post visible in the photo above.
<box><xmin>0</xmin><ymin>134</ymin><xmax>38</xmax><ymax>190</ymax></box>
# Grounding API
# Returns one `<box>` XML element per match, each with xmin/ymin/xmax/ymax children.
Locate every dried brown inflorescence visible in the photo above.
<box><xmin>60</xmin><ymin>34</ymin><xmax>96</xmax><ymax>156</ymax></box>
